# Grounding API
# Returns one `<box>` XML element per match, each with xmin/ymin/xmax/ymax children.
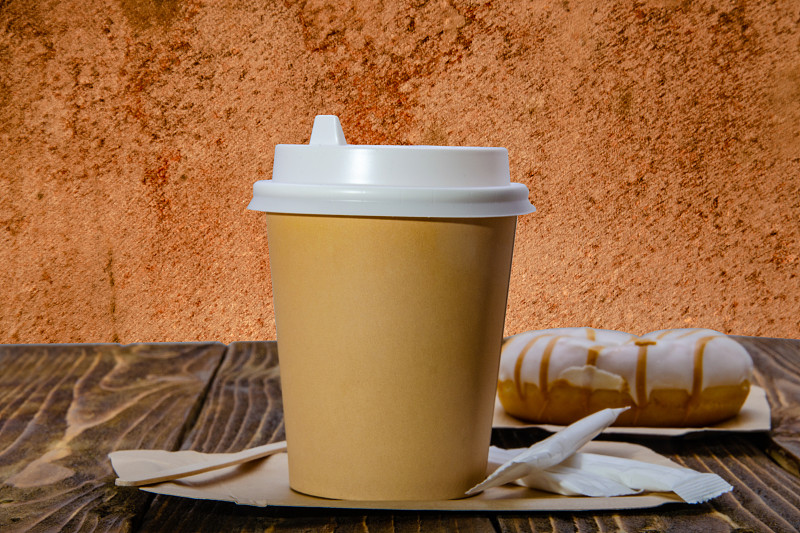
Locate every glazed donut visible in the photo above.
<box><xmin>497</xmin><ymin>328</ymin><xmax>753</xmax><ymax>427</ymax></box>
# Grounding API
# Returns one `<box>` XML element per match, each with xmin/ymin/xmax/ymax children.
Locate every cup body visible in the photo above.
<box><xmin>266</xmin><ymin>213</ymin><xmax>517</xmax><ymax>500</ymax></box>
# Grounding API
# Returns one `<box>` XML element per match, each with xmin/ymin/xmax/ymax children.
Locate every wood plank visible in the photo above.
<box><xmin>0</xmin><ymin>343</ymin><xmax>225</xmax><ymax>533</ymax></box>
<box><xmin>137</xmin><ymin>341</ymin><xmax>498</xmax><ymax>533</ymax></box>
<box><xmin>732</xmin><ymin>335</ymin><xmax>800</xmax><ymax>476</ymax></box>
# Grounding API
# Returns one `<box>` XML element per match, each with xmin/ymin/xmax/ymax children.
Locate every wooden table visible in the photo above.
<box><xmin>1</xmin><ymin>337</ymin><xmax>800</xmax><ymax>532</ymax></box>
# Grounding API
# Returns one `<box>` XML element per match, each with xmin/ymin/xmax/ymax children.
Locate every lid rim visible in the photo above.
<box><xmin>249</xmin><ymin>181</ymin><xmax>535</xmax><ymax>218</ymax></box>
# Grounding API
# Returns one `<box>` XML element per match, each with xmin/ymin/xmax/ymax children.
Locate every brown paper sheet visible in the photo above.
<box><xmin>492</xmin><ymin>386</ymin><xmax>771</xmax><ymax>436</ymax></box>
<box><xmin>112</xmin><ymin>441</ymin><xmax>685</xmax><ymax>511</ymax></box>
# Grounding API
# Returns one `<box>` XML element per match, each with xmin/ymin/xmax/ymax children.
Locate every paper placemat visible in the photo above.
<box><xmin>115</xmin><ymin>441</ymin><xmax>685</xmax><ymax>511</ymax></box>
<box><xmin>492</xmin><ymin>386</ymin><xmax>770</xmax><ymax>436</ymax></box>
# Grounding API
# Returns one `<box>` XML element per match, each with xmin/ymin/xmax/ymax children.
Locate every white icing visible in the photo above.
<box><xmin>698</xmin><ymin>336</ymin><xmax>754</xmax><ymax>389</ymax></box>
<box><xmin>638</xmin><ymin>341</ymin><xmax>697</xmax><ymax>397</ymax></box>
<box><xmin>591</xmin><ymin>345</ymin><xmax>640</xmax><ymax>396</ymax></box>
<box><xmin>558</xmin><ymin>365</ymin><xmax>625</xmax><ymax>390</ymax></box>
<box><xmin>499</xmin><ymin>327</ymin><xmax>753</xmax><ymax>404</ymax></box>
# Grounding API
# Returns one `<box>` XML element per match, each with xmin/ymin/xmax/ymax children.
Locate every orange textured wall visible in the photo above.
<box><xmin>1</xmin><ymin>0</ymin><xmax>798</xmax><ymax>343</ymax></box>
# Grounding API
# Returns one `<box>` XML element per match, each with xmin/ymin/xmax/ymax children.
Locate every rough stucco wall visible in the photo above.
<box><xmin>0</xmin><ymin>0</ymin><xmax>798</xmax><ymax>343</ymax></box>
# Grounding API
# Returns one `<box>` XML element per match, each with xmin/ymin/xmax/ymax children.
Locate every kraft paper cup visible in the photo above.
<box><xmin>249</xmin><ymin>116</ymin><xmax>535</xmax><ymax>500</ymax></box>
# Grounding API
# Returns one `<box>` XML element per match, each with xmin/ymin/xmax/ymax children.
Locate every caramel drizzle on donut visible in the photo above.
<box><xmin>689</xmin><ymin>336</ymin><xmax>718</xmax><ymax>408</ymax></box>
<box><xmin>586</xmin><ymin>346</ymin><xmax>601</xmax><ymax>366</ymax></box>
<box><xmin>512</xmin><ymin>334</ymin><xmax>564</xmax><ymax>400</ymax></box>
<box><xmin>636</xmin><ymin>334</ymin><xmax>717</xmax><ymax>425</ymax></box>
<box><xmin>539</xmin><ymin>336</ymin><xmax>564</xmax><ymax>398</ymax></box>
<box><xmin>510</xmin><ymin>330</ymin><xmax>722</xmax><ymax>425</ymax></box>
<box><xmin>633</xmin><ymin>340</ymin><xmax>656</xmax><ymax>409</ymax></box>
<box><xmin>513</xmin><ymin>334</ymin><xmax>549</xmax><ymax>399</ymax></box>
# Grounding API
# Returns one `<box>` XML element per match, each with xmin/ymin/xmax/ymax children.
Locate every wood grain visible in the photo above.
<box><xmin>733</xmin><ymin>335</ymin><xmax>800</xmax><ymax>477</ymax></box>
<box><xmin>0</xmin><ymin>343</ymin><xmax>225</xmax><ymax>532</ymax></box>
<box><xmin>137</xmin><ymin>341</ymin><xmax>498</xmax><ymax>532</ymax></box>
<box><xmin>3</xmin><ymin>337</ymin><xmax>800</xmax><ymax>532</ymax></box>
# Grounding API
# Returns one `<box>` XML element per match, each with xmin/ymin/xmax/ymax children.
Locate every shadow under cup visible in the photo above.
<box><xmin>266</xmin><ymin>213</ymin><xmax>517</xmax><ymax>501</ymax></box>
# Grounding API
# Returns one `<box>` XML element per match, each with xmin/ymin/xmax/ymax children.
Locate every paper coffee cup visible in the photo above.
<box><xmin>249</xmin><ymin>116</ymin><xmax>535</xmax><ymax>500</ymax></box>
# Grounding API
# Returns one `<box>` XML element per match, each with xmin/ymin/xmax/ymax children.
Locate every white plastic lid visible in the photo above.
<box><xmin>248</xmin><ymin>116</ymin><xmax>535</xmax><ymax>218</ymax></box>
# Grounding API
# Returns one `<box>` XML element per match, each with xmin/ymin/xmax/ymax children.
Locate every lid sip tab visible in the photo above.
<box><xmin>248</xmin><ymin>115</ymin><xmax>536</xmax><ymax>218</ymax></box>
<box><xmin>308</xmin><ymin>115</ymin><xmax>347</xmax><ymax>145</ymax></box>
